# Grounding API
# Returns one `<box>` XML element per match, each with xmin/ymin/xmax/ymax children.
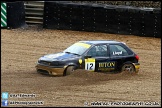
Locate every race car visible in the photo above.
<box><xmin>35</xmin><ymin>40</ymin><xmax>140</xmax><ymax>76</ymax></box>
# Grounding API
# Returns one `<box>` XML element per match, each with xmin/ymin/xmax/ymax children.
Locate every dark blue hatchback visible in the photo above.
<box><xmin>36</xmin><ymin>40</ymin><xmax>140</xmax><ymax>76</ymax></box>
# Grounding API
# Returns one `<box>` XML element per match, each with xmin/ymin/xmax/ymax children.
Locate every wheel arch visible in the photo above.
<box><xmin>120</xmin><ymin>61</ymin><xmax>135</xmax><ymax>71</ymax></box>
<box><xmin>63</xmin><ymin>63</ymin><xmax>78</xmax><ymax>76</ymax></box>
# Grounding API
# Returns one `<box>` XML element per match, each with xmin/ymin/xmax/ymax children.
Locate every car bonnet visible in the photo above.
<box><xmin>41</xmin><ymin>52</ymin><xmax>79</xmax><ymax>61</ymax></box>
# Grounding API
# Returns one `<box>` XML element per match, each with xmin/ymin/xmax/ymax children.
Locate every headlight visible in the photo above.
<box><xmin>50</xmin><ymin>61</ymin><xmax>59</xmax><ymax>66</ymax></box>
<box><xmin>38</xmin><ymin>58</ymin><xmax>42</xmax><ymax>63</ymax></box>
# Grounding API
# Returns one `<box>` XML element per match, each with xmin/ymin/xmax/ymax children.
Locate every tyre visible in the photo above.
<box><xmin>65</xmin><ymin>66</ymin><xmax>75</xmax><ymax>76</ymax></box>
<box><xmin>121</xmin><ymin>63</ymin><xmax>136</xmax><ymax>73</ymax></box>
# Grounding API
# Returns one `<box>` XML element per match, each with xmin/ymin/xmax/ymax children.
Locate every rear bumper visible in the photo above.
<box><xmin>132</xmin><ymin>63</ymin><xmax>140</xmax><ymax>73</ymax></box>
<box><xmin>35</xmin><ymin>64</ymin><xmax>65</xmax><ymax>76</ymax></box>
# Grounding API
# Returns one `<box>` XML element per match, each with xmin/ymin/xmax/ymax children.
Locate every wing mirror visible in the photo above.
<box><xmin>84</xmin><ymin>55</ymin><xmax>92</xmax><ymax>59</ymax></box>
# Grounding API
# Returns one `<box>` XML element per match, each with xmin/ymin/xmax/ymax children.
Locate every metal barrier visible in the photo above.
<box><xmin>24</xmin><ymin>1</ymin><xmax>44</xmax><ymax>24</ymax></box>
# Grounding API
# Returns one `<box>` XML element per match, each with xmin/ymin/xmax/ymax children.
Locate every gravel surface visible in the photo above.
<box><xmin>1</xmin><ymin>25</ymin><xmax>161</xmax><ymax>107</ymax></box>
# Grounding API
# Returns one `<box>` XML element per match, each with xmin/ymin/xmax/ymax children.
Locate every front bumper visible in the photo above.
<box><xmin>35</xmin><ymin>64</ymin><xmax>65</xmax><ymax>76</ymax></box>
<box><xmin>132</xmin><ymin>63</ymin><xmax>140</xmax><ymax>73</ymax></box>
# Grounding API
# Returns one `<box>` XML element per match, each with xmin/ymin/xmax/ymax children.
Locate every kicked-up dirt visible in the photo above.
<box><xmin>1</xmin><ymin>25</ymin><xmax>161</xmax><ymax>107</ymax></box>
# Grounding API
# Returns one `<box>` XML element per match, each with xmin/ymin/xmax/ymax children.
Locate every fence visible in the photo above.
<box><xmin>1</xmin><ymin>1</ymin><xmax>161</xmax><ymax>38</ymax></box>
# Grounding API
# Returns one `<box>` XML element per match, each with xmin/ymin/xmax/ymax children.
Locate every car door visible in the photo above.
<box><xmin>109</xmin><ymin>43</ymin><xmax>133</xmax><ymax>72</ymax></box>
<box><xmin>83</xmin><ymin>44</ymin><xmax>115</xmax><ymax>72</ymax></box>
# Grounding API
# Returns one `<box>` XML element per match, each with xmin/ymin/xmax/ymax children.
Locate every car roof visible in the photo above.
<box><xmin>79</xmin><ymin>40</ymin><xmax>123</xmax><ymax>45</ymax></box>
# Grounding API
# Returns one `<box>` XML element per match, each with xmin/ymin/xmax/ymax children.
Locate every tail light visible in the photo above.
<box><xmin>135</xmin><ymin>54</ymin><xmax>139</xmax><ymax>61</ymax></box>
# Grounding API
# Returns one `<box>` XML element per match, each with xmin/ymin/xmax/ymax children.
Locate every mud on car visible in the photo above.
<box><xmin>35</xmin><ymin>40</ymin><xmax>140</xmax><ymax>76</ymax></box>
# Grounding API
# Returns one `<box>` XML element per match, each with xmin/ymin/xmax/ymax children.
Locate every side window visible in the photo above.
<box><xmin>110</xmin><ymin>45</ymin><xmax>129</xmax><ymax>57</ymax></box>
<box><xmin>87</xmin><ymin>45</ymin><xmax>108</xmax><ymax>57</ymax></box>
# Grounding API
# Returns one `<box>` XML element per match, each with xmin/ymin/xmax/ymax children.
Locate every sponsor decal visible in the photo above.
<box><xmin>113</xmin><ymin>51</ymin><xmax>122</xmax><ymax>55</ymax></box>
<box><xmin>99</xmin><ymin>62</ymin><xmax>115</xmax><ymax>68</ymax></box>
<box><xmin>85</xmin><ymin>58</ymin><xmax>95</xmax><ymax>71</ymax></box>
<box><xmin>79</xmin><ymin>59</ymin><xmax>82</xmax><ymax>64</ymax></box>
<box><xmin>74</xmin><ymin>42</ymin><xmax>91</xmax><ymax>48</ymax></box>
<box><xmin>98</xmin><ymin>62</ymin><xmax>115</xmax><ymax>71</ymax></box>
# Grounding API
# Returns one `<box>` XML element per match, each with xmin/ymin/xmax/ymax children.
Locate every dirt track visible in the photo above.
<box><xmin>1</xmin><ymin>25</ymin><xmax>161</xmax><ymax>107</ymax></box>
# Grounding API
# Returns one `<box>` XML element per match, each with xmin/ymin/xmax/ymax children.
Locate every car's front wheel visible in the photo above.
<box><xmin>65</xmin><ymin>66</ymin><xmax>75</xmax><ymax>76</ymax></box>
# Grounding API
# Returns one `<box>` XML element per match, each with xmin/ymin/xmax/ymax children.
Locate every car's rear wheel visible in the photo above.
<box><xmin>121</xmin><ymin>63</ymin><xmax>136</xmax><ymax>73</ymax></box>
<box><xmin>65</xmin><ymin>66</ymin><xmax>75</xmax><ymax>76</ymax></box>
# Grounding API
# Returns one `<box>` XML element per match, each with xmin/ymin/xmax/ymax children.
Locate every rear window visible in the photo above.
<box><xmin>109</xmin><ymin>44</ymin><xmax>133</xmax><ymax>57</ymax></box>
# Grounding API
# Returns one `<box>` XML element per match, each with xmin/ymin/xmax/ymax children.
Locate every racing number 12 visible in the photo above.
<box><xmin>85</xmin><ymin>58</ymin><xmax>95</xmax><ymax>71</ymax></box>
<box><xmin>87</xmin><ymin>63</ymin><xmax>93</xmax><ymax>70</ymax></box>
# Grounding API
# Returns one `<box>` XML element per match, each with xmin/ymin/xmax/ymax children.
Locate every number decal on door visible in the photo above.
<box><xmin>85</xmin><ymin>58</ymin><xmax>95</xmax><ymax>71</ymax></box>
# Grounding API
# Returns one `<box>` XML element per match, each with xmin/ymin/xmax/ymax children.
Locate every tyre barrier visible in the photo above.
<box><xmin>43</xmin><ymin>1</ymin><xmax>161</xmax><ymax>38</ymax></box>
